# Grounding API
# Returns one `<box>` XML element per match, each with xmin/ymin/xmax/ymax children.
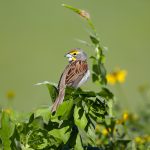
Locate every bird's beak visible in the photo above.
<box><xmin>65</xmin><ymin>53</ymin><xmax>74</xmax><ymax>62</ymax></box>
<box><xmin>65</xmin><ymin>53</ymin><xmax>72</xmax><ymax>58</ymax></box>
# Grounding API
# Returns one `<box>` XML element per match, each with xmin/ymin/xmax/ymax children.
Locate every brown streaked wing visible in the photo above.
<box><xmin>65</xmin><ymin>60</ymin><xmax>88</xmax><ymax>85</ymax></box>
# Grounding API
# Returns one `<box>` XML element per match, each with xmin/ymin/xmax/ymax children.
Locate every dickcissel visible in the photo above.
<box><xmin>51</xmin><ymin>48</ymin><xmax>90</xmax><ymax>112</ymax></box>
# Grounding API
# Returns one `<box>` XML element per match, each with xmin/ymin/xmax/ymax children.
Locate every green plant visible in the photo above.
<box><xmin>1</xmin><ymin>4</ymin><xmax>149</xmax><ymax>150</ymax></box>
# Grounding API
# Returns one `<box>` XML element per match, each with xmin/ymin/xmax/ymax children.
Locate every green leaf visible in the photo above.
<box><xmin>55</xmin><ymin>98</ymin><xmax>74</xmax><ymax>120</ymax></box>
<box><xmin>0</xmin><ymin>111</ymin><xmax>15</xmax><ymax>150</ymax></box>
<box><xmin>93</xmin><ymin>64</ymin><xmax>100</xmax><ymax>75</ymax></box>
<box><xmin>29</xmin><ymin>117</ymin><xmax>44</xmax><ymax>130</ymax></box>
<box><xmin>74</xmin><ymin>88</ymin><xmax>96</xmax><ymax>97</ymax></box>
<box><xmin>88</xmin><ymin>96</ymin><xmax>108</xmax><ymax>122</ymax></box>
<box><xmin>86</xmin><ymin>124</ymin><xmax>96</xmax><ymax>145</ymax></box>
<box><xmin>92</xmin><ymin>73</ymin><xmax>99</xmax><ymax>83</ymax></box>
<box><xmin>62</xmin><ymin>4</ymin><xmax>81</xmax><ymax>14</ymax></box>
<box><xmin>28</xmin><ymin>129</ymin><xmax>50</xmax><ymax>149</ymax></box>
<box><xmin>89</xmin><ymin>56</ymin><xmax>96</xmax><ymax>60</ymax></box>
<box><xmin>115</xmin><ymin>139</ymin><xmax>131</xmax><ymax>149</ymax></box>
<box><xmin>98</xmin><ymin>88</ymin><xmax>114</xmax><ymax>100</ymax></box>
<box><xmin>28</xmin><ymin>113</ymin><xmax>34</xmax><ymax>124</ymax></box>
<box><xmin>90</xmin><ymin>35</ymin><xmax>99</xmax><ymax>45</ymax></box>
<box><xmin>74</xmin><ymin>134</ymin><xmax>83</xmax><ymax>150</ymax></box>
<box><xmin>34</xmin><ymin>107</ymin><xmax>51</xmax><ymax>124</ymax></box>
<box><xmin>35</xmin><ymin>81</ymin><xmax>58</xmax><ymax>103</ymax></box>
<box><xmin>22</xmin><ymin>148</ymin><xmax>34</xmax><ymax>150</ymax></box>
<box><xmin>48</xmin><ymin>126</ymin><xmax>70</xmax><ymax>144</ymax></box>
<box><xmin>10</xmin><ymin>111</ymin><xmax>34</xmax><ymax>125</ymax></box>
<box><xmin>74</xmin><ymin>106</ymin><xmax>88</xmax><ymax>130</ymax></box>
<box><xmin>99</xmin><ymin>63</ymin><xmax>107</xmax><ymax>84</ymax></box>
<box><xmin>78</xmin><ymin>125</ymin><xmax>96</xmax><ymax>146</ymax></box>
<box><xmin>46</xmin><ymin>84</ymin><xmax>58</xmax><ymax>103</ymax></box>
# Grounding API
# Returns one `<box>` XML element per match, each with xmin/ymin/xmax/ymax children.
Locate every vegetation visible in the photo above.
<box><xmin>0</xmin><ymin>4</ymin><xmax>149</xmax><ymax>150</ymax></box>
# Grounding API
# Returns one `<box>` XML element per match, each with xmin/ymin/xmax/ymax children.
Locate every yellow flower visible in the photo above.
<box><xmin>117</xmin><ymin>70</ymin><xmax>127</xmax><ymax>83</ymax></box>
<box><xmin>106</xmin><ymin>69</ymin><xmax>127</xmax><ymax>85</ymax></box>
<box><xmin>135</xmin><ymin>135</ymin><xmax>150</xmax><ymax>145</ymax></box>
<box><xmin>123</xmin><ymin>112</ymin><xmax>129</xmax><ymax>121</ymax></box>
<box><xmin>102</xmin><ymin>128</ymin><xmax>108</xmax><ymax>136</ymax></box>
<box><xmin>135</xmin><ymin>136</ymin><xmax>145</xmax><ymax>144</ymax></box>
<box><xmin>116</xmin><ymin>112</ymin><xmax>129</xmax><ymax>124</ymax></box>
<box><xmin>4</xmin><ymin>108</ymin><xmax>12</xmax><ymax>115</ymax></box>
<box><xmin>6</xmin><ymin>90</ymin><xmax>15</xmax><ymax>100</ymax></box>
<box><xmin>106</xmin><ymin>74</ymin><xmax>116</xmax><ymax>85</ymax></box>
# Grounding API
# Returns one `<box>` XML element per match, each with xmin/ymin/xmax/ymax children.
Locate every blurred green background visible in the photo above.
<box><xmin>0</xmin><ymin>0</ymin><xmax>150</xmax><ymax>112</ymax></box>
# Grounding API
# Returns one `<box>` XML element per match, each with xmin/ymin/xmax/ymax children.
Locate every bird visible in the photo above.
<box><xmin>51</xmin><ymin>48</ymin><xmax>90</xmax><ymax>112</ymax></box>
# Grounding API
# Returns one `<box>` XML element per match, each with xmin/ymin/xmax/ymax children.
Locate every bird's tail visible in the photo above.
<box><xmin>51</xmin><ymin>88</ymin><xmax>65</xmax><ymax>113</ymax></box>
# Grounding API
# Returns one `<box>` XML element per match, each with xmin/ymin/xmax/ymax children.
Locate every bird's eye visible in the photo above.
<box><xmin>73</xmin><ymin>53</ymin><xmax>77</xmax><ymax>56</ymax></box>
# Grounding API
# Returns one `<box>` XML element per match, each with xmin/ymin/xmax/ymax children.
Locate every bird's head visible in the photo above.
<box><xmin>65</xmin><ymin>48</ymin><xmax>87</xmax><ymax>63</ymax></box>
